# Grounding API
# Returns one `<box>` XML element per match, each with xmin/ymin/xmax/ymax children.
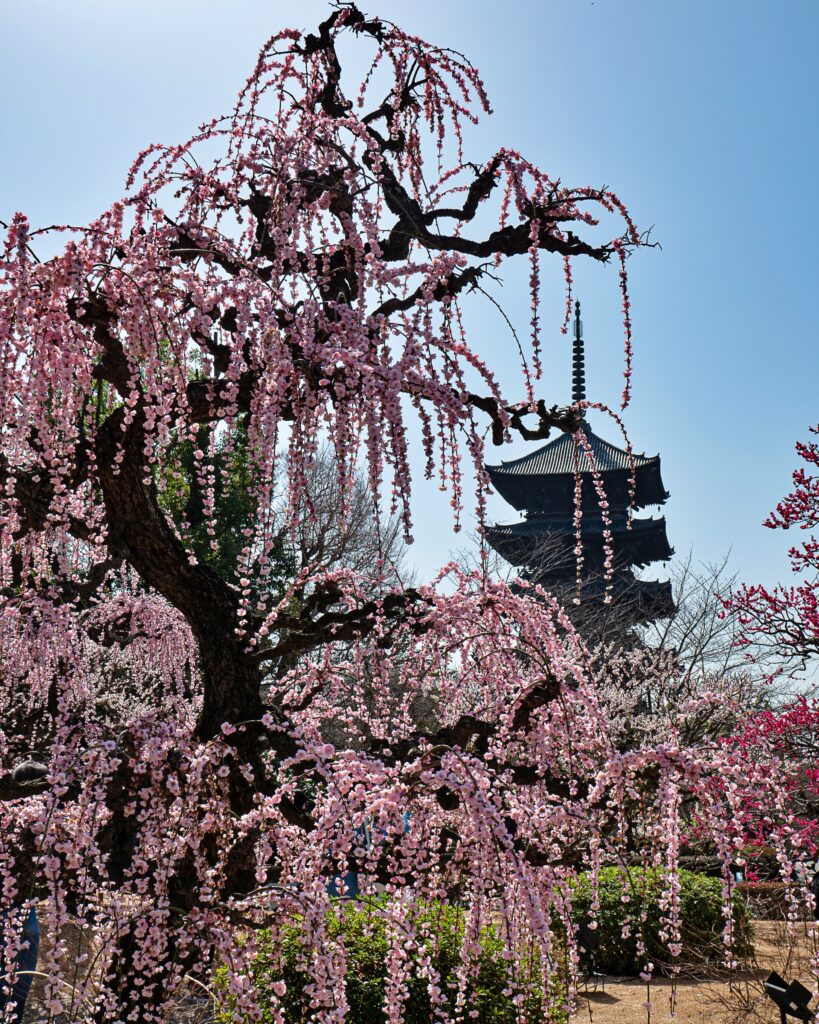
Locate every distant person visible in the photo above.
<box><xmin>1</xmin><ymin>761</ymin><xmax>47</xmax><ymax>1024</ymax></box>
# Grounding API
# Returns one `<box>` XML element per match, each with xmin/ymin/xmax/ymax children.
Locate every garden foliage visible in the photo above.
<box><xmin>216</xmin><ymin>901</ymin><xmax>558</xmax><ymax>1024</ymax></box>
<box><xmin>571</xmin><ymin>868</ymin><xmax>752</xmax><ymax>975</ymax></box>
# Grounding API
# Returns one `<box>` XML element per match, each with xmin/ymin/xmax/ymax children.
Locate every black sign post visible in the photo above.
<box><xmin>764</xmin><ymin>971</ymin><xmax>815</xmax><ymax>1023</ymax></box>
<box><xmin>577</xmin><ymin>922</ymin><xmax>603</xmax><ymax>992</ymax></box>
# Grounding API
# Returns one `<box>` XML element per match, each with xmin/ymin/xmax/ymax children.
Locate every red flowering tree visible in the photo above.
<box><xmin>728</xmin><ymin>698</ymin><xmax>819</xmax><ymax>866</ymax></box>
<box><xmin>0</xmin><ymin>8</ymin><xmax>803</xmax><ymax>1023</ymax></box>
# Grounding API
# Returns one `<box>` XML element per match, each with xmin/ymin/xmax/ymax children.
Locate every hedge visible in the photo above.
<box><xmin>214</xmin><ymin>870</ymin><xmax>752</xmax><ymax>1022</ymax></box>
<box><xmin>215</xmin><ymin>900</ymin><xmax>564</xmax><ymax>1024</ymax></box>
<box><xmin>571</xmin><ymin>867</ymin><xmax>752</xmax><ymax>975</ymax></box>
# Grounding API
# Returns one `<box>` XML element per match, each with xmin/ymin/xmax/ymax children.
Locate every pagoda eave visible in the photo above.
<box><xmin>526</xmin><ymin>575</ymin><xmax>675</xmax><ymax>625</ymax></box>
<box><xmin>487</xmin><ymin>463</ymin><xmax>668</xmax><ymax>514</ymax></box>
<box><xmin>485</xmin><ymin>516</ymin><xmax>673</xmax><ymax>571</ymax></box>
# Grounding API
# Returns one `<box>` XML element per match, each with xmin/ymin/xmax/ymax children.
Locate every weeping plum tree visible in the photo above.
<box><xmin>0</xmin><ymin>7</ymin><xmax>807</xmax><ymax>1023</ymax></box>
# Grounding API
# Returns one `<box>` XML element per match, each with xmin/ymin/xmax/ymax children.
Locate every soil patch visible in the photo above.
<box><xmin>571</xmin><ymin>919</ymin><xmax>819</xmax><ymax>1024</ymax></box>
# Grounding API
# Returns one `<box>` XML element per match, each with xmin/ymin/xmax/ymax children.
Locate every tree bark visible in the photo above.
<box><xmin>95</xmin><ymin>408</ymin><xmax>263</xmax><ymax>739</ymax></box>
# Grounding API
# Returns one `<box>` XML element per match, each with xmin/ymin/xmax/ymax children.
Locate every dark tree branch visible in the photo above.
<box><xmin>68</xmin><ymin>294</ymin><xmax>132</xmax><ymax>395</ymax></box>
<box><xmin>372</xmin><ymin>264</ymin><xmax>486</xmax><ymax>318</ymax></box>
<box><xmin>0</xmin><ymin>455</ymin><xmax>95</xmax><ymax>542</ymax></box>
<box><xmin>0</xmin><ymin>775</ymin><xmax>50</xmax><ymax>801</ymax></box>
<box><xmin>254</xmin><ymin>586</ymin><xmax>429</xmax><ymax>666</ymax></box>
<box><xmin>465</xmin><ymin>395</ymin><xmax>583</xmax><ymax>446</ymax></box>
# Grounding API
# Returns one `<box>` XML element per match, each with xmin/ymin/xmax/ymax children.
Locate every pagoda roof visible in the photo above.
<box><xmin>485</xmin><ymin>514</ymin><xmax>673</xmax><ymax>571</ymax></box>
<box><xmin>485</xmin><ymin>422</ymin><xmax>668</xmax><ymax>513</ymax></box>
<box><xmin>486</xmin><ymin>422</ymin><xmax>657</xmax><ymax>478</ymax></box>
<box><xmin>487</xmin><ymin>513</ymin><xmax>666</xmax><ymax>540</ymax></box>
<box><xmin>527</xmin><ymin>573</ymin><xmax>675</xmax><ymax>624</ymax></box>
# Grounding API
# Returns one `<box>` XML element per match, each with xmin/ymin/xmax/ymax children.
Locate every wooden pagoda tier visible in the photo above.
<box><xmin>484</xmin><ymin>510</ymin><xmax>673</xmax><ymax>574</ymax></box>
<box><xmin>532</xmin><ymin>571</ymin><xmax>674</xmax><ymax>627</ymax></box>
<box><xmin>485</xmin><ymin>423</ymin><xmax>668</xmax><ymax>514</ymax></box>
<box><xmin>484</xmin><ymin>300</ymin><xmax>674</xmax><ymax>629</ymax></box>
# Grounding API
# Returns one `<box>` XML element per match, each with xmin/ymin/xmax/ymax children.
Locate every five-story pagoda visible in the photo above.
<box><xmin>485</xmin><ymin>302</ymin><xmax>674</xmax><ymax>629</ymax></box>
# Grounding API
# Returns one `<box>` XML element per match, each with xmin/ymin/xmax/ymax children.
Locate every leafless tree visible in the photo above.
<box><xmin>289</xmin><ymin>448</ymin><xmax>410</xmax><ymax>586</ymax></box>
<box><xmin>639</xmin><ymin>551</ymin><xmax>782</xmax><ymax>683</ymax></box>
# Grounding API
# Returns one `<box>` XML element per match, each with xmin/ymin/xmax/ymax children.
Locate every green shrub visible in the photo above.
<box><xmin>571</xmin><ymin>867</ymin><xmax>752</xmax><ymax>975</ymax></box>
<box><xmin>215</xmin><ymin>900</ymin><xmax>565</xmax><ymax>1024</ymax></box>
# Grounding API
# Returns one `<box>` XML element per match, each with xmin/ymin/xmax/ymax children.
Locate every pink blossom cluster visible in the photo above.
<box><xmin>723</xmin><ymin>696</ymin><xmax>819</xmax><ymax>859</ymax></box>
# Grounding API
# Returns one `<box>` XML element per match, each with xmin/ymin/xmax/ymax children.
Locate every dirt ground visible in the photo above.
<box><xmin>570</xmin><ymin>920</ymin><xmax>819</xmax><ymax>1024</ymax></box>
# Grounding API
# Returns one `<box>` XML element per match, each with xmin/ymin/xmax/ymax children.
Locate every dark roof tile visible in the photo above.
<box><xmin>486</xmin><ymin>423</ymin><xmax>656</xmax><ymax>477</ymax></box>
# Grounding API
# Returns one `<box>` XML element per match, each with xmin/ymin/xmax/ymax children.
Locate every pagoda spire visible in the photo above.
<box><xmin>571</xmin><ymin>299</ymin><xmax>586</xmax><ymax>405</ymax></box>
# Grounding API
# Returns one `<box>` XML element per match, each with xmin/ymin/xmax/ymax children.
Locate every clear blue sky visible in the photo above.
<box><xmin>2</xmin><ymin>1</ymin><xmax>817</xmax><ymax>590</ymax></box>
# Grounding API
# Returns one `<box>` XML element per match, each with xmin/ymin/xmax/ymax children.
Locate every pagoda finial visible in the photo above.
<box><xmin>571</xmin><ymin>299</ymin><xmax>586</xmax><ymax>405</ymax></box>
